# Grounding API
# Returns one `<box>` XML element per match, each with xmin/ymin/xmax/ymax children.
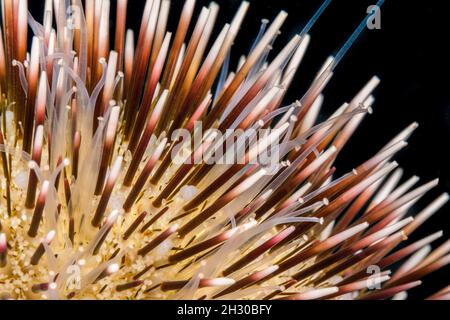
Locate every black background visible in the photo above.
<box><xmin>27</xmin><ymin>0</ymin><xmax>450</xmax><ymax>299</ymax></box>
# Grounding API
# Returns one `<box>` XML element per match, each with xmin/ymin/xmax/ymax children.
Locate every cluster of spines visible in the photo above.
<box><xmin>0</xmin><ymin>0</ymin><xmax>448</xmax><ymax>300</ymax></box>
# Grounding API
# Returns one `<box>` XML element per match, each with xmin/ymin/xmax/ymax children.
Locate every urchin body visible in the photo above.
<box><xmin>0</xmin><ymin>0</ymin><xmax>449</xmax><ymax>300</ymax></box>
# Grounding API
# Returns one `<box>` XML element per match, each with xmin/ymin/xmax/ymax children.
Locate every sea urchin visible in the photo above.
<box><xmin>0</xmin><ymin>0</ymin><xmax>449</xmax><ymax>300</ymax></box>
